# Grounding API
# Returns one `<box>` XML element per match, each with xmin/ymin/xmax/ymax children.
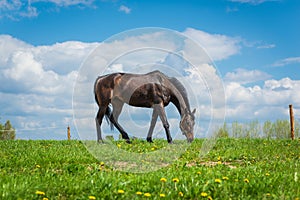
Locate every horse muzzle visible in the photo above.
<box><xmin>187</xmin><ymin>135</ymin><xmax>194</xmax><ymax>143</ymax></box>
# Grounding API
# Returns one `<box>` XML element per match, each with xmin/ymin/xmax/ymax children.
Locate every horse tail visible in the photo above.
<box><xmin>105</xmin><ymin>105</ymin><xmax>114</xmax><ymax>131</ymax></box>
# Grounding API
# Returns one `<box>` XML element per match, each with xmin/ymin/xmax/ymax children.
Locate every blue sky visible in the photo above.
<box><xmin>0</xmin><ymin>0</ymin><xmax>299</xmax><ymax>139</ymax></box>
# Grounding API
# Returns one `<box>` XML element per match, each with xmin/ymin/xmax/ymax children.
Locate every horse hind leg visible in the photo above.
<box><xmin>95</xmin><ymin>107</ymin><xmax>106</xmax><ymax>143</ymax></box>
<box><xmin>147</xmin><ymin>110</ymin><xmax>158</xmax><ymax>143</ymax></box>
<box><xmin>109</xmin><ymin>99</ymin><xmax>131</xmax><ymax>143</ymax></box>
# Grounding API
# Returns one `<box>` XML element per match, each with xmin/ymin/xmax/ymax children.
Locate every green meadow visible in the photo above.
<box><xmin>0</xmin><ymin>139</ymin><xmax>299</xmax><ymax>199</ymax></box>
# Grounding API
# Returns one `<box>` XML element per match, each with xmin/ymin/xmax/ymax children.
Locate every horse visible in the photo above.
<box><xmin>94</xmin><ymin>70</ymin><xmax>196</xmax><ymax>144</ymax></box>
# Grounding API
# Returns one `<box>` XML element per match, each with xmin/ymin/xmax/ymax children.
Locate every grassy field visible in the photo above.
<box><xmin>0</xmin><ymin>138</ymin><xmax>299</xmax><ymax>200</ymax></box>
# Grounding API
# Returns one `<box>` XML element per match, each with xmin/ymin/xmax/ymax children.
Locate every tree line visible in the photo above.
<box><xmin>215</xmin><ymin>119</ymin><xmax>300</xmax><ymax>139</ymax></box>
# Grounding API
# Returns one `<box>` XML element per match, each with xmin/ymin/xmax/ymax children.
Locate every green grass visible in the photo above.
<box><xmin>0</xmin><ymin>139</ymin><xmax>299</xmax><ymax>199</ymax></box>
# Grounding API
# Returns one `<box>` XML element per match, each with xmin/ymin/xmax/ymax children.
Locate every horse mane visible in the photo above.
<box><xmin>168</xmin><ymin>77</ymin><xmax>191</xmax><ymax>111</ymax></box>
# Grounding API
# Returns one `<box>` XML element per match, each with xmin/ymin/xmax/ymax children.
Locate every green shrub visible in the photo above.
<box><xmin>0</xmin><ymin>120</ymin><xmax>15</xmax><ymax>140</ymax></box>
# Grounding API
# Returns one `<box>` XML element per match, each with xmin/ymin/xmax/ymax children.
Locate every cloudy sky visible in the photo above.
<box><xmin>0</xmin><ymin>0</ymin><xmax>299</xmax><ymax>140</ymax></box>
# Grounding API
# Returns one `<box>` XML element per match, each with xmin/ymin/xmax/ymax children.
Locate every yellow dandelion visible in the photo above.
<box><xmin>201</xmin><ymin>192</ymin><xmax>208</xmax><ymax>197</ymax></box>
<box><xmin>172</xmin><ymin>178</ymin><xmax>179</xmax><ymax>183</ymax></box>
<box><xmin>217</xmin><ymin>161</ymin><xmax>222</xmax><ymax>165</ymax></box>
<box><xmin>208</xmin><ymin>196</ymin><xmax>213</xmax><ymax>200</ymax></box>
<box><xmin>178</xmin><ymin>191</ymin><xmax>184</xmax><ymax>197</ymax></box>
<box><xmin>136</xmin><ymin>191</ymin><xmax>143</xmax><ymax>195</ymax></box>
<box><xmin>117</xmin><ymin>144</ymin><xmax>121</xmax><ymax>148</ymax></box>
<box><xmin>222</xmin><ymin>176</ymin><xmax>229</xmax><ymax>180</ymax></box>
<box><xmin>144</xmin><ymin>193</ymin><xmax>151</xmax><ymax>197</ymax></box>
<box><xmin>244</xmin><ymin>178</ymin><xmax>250</xmax><ymax>183</ymax></box>
<box><xmin>160</xmin><ymin>177</ymin><xmax>167</xmax><ymax>182</ymax></box>
<box><xmin>217</xmin><ymin>156</ymin><xmax>221</xmax><ymax>161</ymax></box>
<box><xmin>88</xmin><ymin>196</ymin><xmax>96</xmax><ymax>200</ymax></box>
<box><xmin>35</xmin><ymin>191</ymin><xmax>45</xmax><ymax>195</ymax></box>
<box><xmin>117</xmin><ymin>189</ymin><xmax>125</xmax><ymax>194</ymax></box>
<box><xmin>42</xmin><ymin>198</ymin><xmax>49</xmax><ymax>200</ymax></box>
<box><xmin>151</xmin><ymin>147</ymin><xmax>155</xmax><ymax>151</ymax></box>
<box><xmin>197</xmin><ymin>171</ymin><xmax>202</xmax><ymax>175</ymax></box>
<box><xmin>215</xmin><ymin>178</ymin><xmax>222</xmax><ymax>183</ymax></box>
<box><xmin>265</xmin><ymin>173</ymin><xmax>270</xmax><ymax>176</ymax></box>
<box><xmin>160</xmin><ymin>193</ymin><xmax>166</xmax><ymax>197</ymax></box>
<box><xmin>100</xmin><ymin>162</ymin><xmax>104</xmax><ymax>166</ymax></box>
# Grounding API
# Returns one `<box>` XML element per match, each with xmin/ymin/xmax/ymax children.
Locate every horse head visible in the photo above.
<box><xmin>180</xmin><ymin>108</ymin><xmax>196</xmax><ymax>143</ymax></box>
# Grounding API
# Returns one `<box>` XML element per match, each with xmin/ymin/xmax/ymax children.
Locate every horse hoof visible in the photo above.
<box><xmin>126</xmin><ymin>139</ymin><xmax>131</xmax><ymax>144</ymax></box>
<box><xmin>146</xmin><ymin>137</ymin><xmax>153</xmax><ymax>143</ymax></box>
<box><xmin>97</xmin><ymin>140</ymin><xmax>104</xmax><ymax>144</ymax></box>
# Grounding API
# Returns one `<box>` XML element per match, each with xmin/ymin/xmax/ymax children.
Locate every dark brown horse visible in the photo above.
<box><xmin>94</xmin><ymin>70</ymin><xmax>196</xmax><ymax>143</ymax></box>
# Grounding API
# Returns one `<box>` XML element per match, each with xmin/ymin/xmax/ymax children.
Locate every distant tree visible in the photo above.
<box><xmin>0</xmin><ymin>120</ymin><xmax>15</xmax><ymax>140</ymax></box>
<box><xmin>215</xmin><ymin>122</ymin><xmax>229</xmax><ymax>138</ymax></box>
<box><xmin>232</xmin><ymin>121</ymin><xmax>243</xmax><ymax>138</ymax></box>
<box><xmin>246</xmin><ymin>120</ymin><xmax>260</xmax><ymax>138</ymax></box>
<box><xmin>273</xmin><ymin>120</ymin><xmax>290</xmax><ymax>139</ymax></box>
<box><xmin>263</xmin><ymin>120</ymin><xmax>274</xmax><ymax>139</ymax></box>
<box><xmin>295</xmin><ymin>120</ymin><xmax>300</xmax><ymax>138</ymax></box>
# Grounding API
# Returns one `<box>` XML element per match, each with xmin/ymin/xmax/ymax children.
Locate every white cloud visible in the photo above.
<box><xmin>272</xmin><ymin>57</ymin><xmax>300</xmax><ymax>67</ymax></box>
<box><xmin>226</xmin><ymin>6</ymin><xmax>239</xmax><ymax>12</ymax></box>
<box><xmin>4</xmin><ymin>51</ymin><xmax>44</xmax><ymax>81</ymax></box>
<box><xmin>225</xmin><ymin>77</ymin><xmax>300</xmax><ymax>121</ymax></box>
<box><xmin>0</xmin><ymin>36</ymin><xmax>97</xmax><ymax>94</ymax></box>
<box><xmin>183</xmin><ymin>28</ymin><xmax>241</xmax><ymax>61</ymax></box>
<box><xmin>40</xmin><ymin>0</ymin><xmax>95</xmax><ymax>7</ymax></box>
<box><xmin>224</xmin><ymin>68</ymin><xmax>272</xmax><ymax>84</ymax></box>
<box><xmin>0</xmin><ymin>0</ymin><xmax>22</xmax><ymax>11</ymax></box>
<box><xmin>0</xmin><ymin>35</ymin><xmax>32</xmax><ymax>66</ymax></box>
<box><xmin>33</xmin><ymin>41</ymin><xmax>98</xmax><ymax>74</ymax></box>
<box><xmin>0</xmin><ymin>0</ymin><xmax>37</xmax><ymax>19</ymax></box>
<box><xmin>119</xmin><ymin>5</ymin><xmax>131</xmax><ymax>14</ymax></box>
<box><xmin>107</xmin><ymin>63</ymin><xmax>124</xmax><ymax>73</ymax></box>
<box><xmin>229</xmin><ymin>0</ymin><xmax>279</xmax><ymax>5</ymax></box>
<box><xmin>0</xmin><ymin>0</ymin><xmax>95</xmax><ymax>19</ymax></box>
<box><xmin>257</xmin><ymin>44</ymin><xmax>276</xmax><ymax>49</ymax></box>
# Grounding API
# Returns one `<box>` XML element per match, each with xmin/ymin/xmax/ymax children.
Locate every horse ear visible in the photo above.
<box><xmin>192</xmin><ymin>108</ymin><xmax>196</xmax><ymax>115</ymax></box>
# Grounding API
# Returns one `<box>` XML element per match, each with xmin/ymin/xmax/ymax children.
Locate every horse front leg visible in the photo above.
<box><xmin>147</xmin><ymin>109</ymin><xmax>158</xmax><ymax>143</ymax></box>
<box><xmin>154</xmin><ymin>103</ymin><xmax>172</xmax><ymax>144</ymax></box>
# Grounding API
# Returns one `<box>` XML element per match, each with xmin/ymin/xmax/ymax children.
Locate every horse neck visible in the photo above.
<box><xmin>170</xmin><ymin>87</ymin><xmax>189</xmax><ymax>118</ymax></box>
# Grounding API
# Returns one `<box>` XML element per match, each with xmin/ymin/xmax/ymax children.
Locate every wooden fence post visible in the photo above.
<box><xmin>67</xmin><ymin>125</ymin><xmax>71</xmax><ymax>140</ymax></box>
<box><xmin>289</xmin><ymin>104</ymin><xmax>295</xmax><ymax>140</ymax></box>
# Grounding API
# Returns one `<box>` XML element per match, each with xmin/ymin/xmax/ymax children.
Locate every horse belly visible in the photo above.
<box><xmin>128</xmin><ymin>90</ymin><xmax>155</xmax><ymax>108</ymax></box>
<box><xmin>128</xmin><ymin>84</ymin><xmax>170</xmax><ymax>108</ymax></box>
